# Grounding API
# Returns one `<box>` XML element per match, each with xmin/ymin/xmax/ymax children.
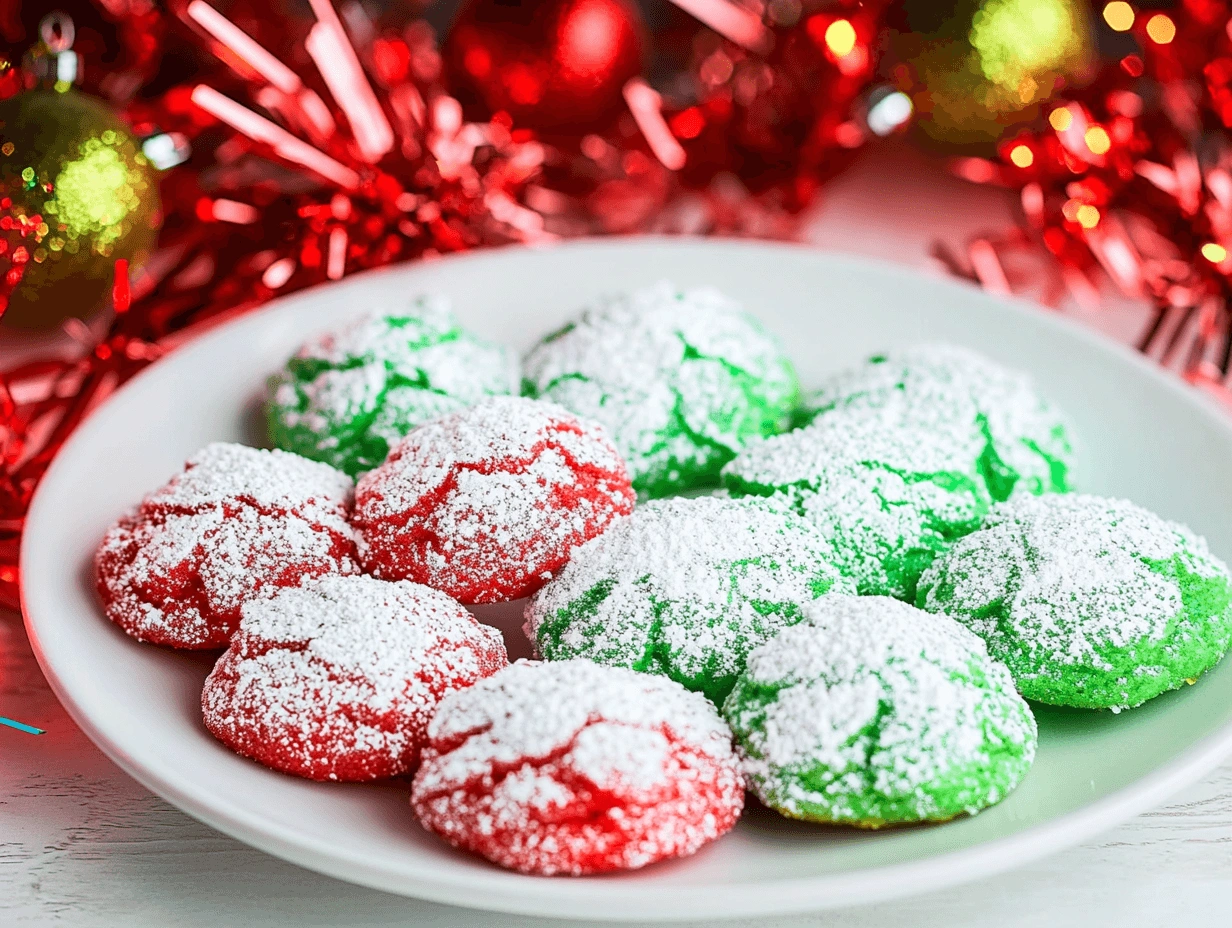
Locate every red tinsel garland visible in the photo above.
<box><xmin>0</xmin><ymin>0</ymin><xmax>894</xmax><ymax>608</ymax></box>
<box><xmin>944</xmin><ymin>0</ymin><xmax>1232</xmax><ymax>398</ymax></box>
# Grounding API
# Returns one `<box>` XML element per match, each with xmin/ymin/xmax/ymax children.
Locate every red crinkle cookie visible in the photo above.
<box><xmin>353</xmin><ymin>396</ymin><xmax>634</xmax><ymax>604</ymax></box>
<box><xmin>95</xmin><ymin>442</ymin><xmax>359</xmax><ymax>649</ymax></box>
<box><xmin>410</xmin><ymin>659</ymin><xmax>745</xmax><ymax>876</ymax></box>
<box><xmin>202</xmin><ymin>574</ymin><xmax>508</xmax><ymax>781</ymax></box>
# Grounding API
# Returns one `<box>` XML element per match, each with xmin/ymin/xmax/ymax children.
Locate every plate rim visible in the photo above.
<box><xmin>21</xmin><ymin>235</ymin><xmax>1232</xmax><ymax>920</ymax></box>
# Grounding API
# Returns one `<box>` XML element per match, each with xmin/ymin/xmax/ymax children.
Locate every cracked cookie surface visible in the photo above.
<box><xmin>267</xmin><ymin>296</ymin><xmax>519</xmax><ymax>478</ymax></box>
<box><xmin>918</xmin><ymin>494</ymin><xmax>1232</xmax><ymax>709</ymax></box>
<box><xmin>411</xmin><ymin>659</ymin><xmax>743</xmax><ymax>875</ymax></box>
<box><xmin>524</xmin><ymin>496</ymin><xmax>852</xmax><ymax>704</ymax></box>
<box><xmin>202</xmin><ymin>575</ymin><xmax>507</xmax><ymax>781</ymax></box>
<box><xmin>723</xmin><ymin>594</ymin><xmax>1037</xmax><ymax>826</ymax></box>
<box><xmin>722</xmin><ymin>406</ymin><xmax>990</xmax><ymax>601</ymax></box>
<box><xmin>95</xmin><ymin>442</ymin><xmax>359</xmax><ymax>649</ymax></box>
<box><xmin>522</xmin><ymin>282</ymin><xmax>798</xmax><ymax>497</ymax></box>
<box><xmin>799</xmin><ymin>343</ymin><xmax>1074</xmax><ymax>502</ymax></box>
<box><xmin>354</xmin><ymin>396</ymin><xmax>634</xmax><ymax>604</ymax></box>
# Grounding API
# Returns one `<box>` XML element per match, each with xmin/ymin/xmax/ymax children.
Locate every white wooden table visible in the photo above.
<box><xmin>4</xmin><ymin>141</ymin><xmax>1230</xmax><ymax>926</ymax></box>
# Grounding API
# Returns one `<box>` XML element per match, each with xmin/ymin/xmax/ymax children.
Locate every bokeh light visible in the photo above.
<box><xmin>1009</xmin><ymin>144</ymin><xmax>1034</xmax><ymax>167</ymax></box>
<box><xmin>1146</xmin><ymin>14</ymin><xmax>1176</xmax><ymax>45</ymax></box>
<box><xmin>824</xmin><ymin>19</ymin><xmax>857</xmax><ymax>58</ymax></box>
<box><xmin>1102</xmin><ymin>2</ymin><xmax>1135</xmax><ymax>32</ymax></box>
<box><xmin>1202</xmin><ymin>242</ymin><xmax>1229</xmax><ymax>264</ymax></box>
<box><xmin>1049</xmin><ymin>107</ymin><xmax>1073</xmax><ymax>131</ymax></box>
<box><xmin>1084</xmin><ymin>126</ymin><xmax>1111</xmax><ymax>154</ymax></box>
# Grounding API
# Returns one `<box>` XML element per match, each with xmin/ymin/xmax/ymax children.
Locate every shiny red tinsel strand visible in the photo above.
<box><xmin>944</xmin><ymin>0</ymin><xmax>1232</xmax><ymax>400</ymax></box>
<box><xmin>0</xmin><ymin>0</ymin><xmax>890</xmax><ymax>608</ymax></box>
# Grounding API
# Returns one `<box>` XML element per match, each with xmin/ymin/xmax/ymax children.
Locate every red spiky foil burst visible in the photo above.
<box><xmin>942</xmin><ymin>0</ymin><xmax>1232</xmax><ymax>402</ymax></box>
<box><xmin>0</xmin><ymin>0</ymin><xmax>891</xmax><ymax>608</ymax></box>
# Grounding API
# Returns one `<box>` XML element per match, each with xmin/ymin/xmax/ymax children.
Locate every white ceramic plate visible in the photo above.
<box><xmin>22</xmin><ymin>239</ymin><xmax>1232</xmax><ymax>921</ymax></box>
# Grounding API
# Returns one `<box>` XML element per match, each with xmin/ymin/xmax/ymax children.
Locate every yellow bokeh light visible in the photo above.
<box><xmin>825</xmin><ymin>19</ymin><xmax>857</xmax><ymax>57</ymax></box>
<box><xmin>1202</xmin><ymin>242</ymin><xmax>1229</xmax><ymax>263</ymax></box>
<box><xmin>1076</xmin><ymin>204</ymin><xmax>1100</xmax><ymax>228</ymax></box>
<box><xmin>1146</xmin><ymin>14</ymin><xmax>1176</xmax><ymax>44</ymax></box>
<box><xmin>1009</xmin><ymin>144</ymin><xmax>1034</xmax><ymax>167</ymax></box>
<box><xmin>1049</xmin><ymin>107</ymin><xmax>1073</xmax><ymax>131</ymax></box>
<box><xmin>1102</xmin><ymin>2</ymin><xmax>1135</xmax><ymax>32</ymax></box>
<box><xmin>969</xmin><ymin>0</ymin><xmax>1088</xmax><ymax>98</ymax></box>
<box><xmin>1084</xmin><ymin>126</ymin><xmax>1111</xmax><ymax>154</ymax></box>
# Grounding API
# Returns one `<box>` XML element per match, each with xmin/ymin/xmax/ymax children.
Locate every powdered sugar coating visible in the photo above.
<box><xmin>724</xmin><ymin>594</ymin><xmax>1037</xmax><ymax>826</ymax></box>
<box><xmin>95</xmin><ymin>442</ymin><xmax>358</xmax><ymax>649</ymax></box>
<box><xmin>267</xmin><ymin>295</ymin><xmax>520</xmax><ymax>477</ymax></box>
<box><xmin>354</xmin><ymin>396</ymin><xmax>634</xmax><ymax>604</ymax></box>
<box><xmin>202</xmin><ymin>574</ymin><xmax>507</xmax><ymax>781</ymax></box>
<box><xmin>525</xmin><ymin>496</ymin><xmax>853</xmax><ymax>704</ymax></box>
<box><xmin>800</xmin><ymin>343</ymin><xmax>1074</xmax><ymax>502</ymax></box>
<box><xmin>522</xmin><ymin>282</ymin><xmax>798</xmax><ymax>498</ymax></box>
<box><xmin>722</xmin><ymin>407</ymin><xmax>989</xmax><ymax>600</ymax></box>
<box><xmin>411</xmin><ymin>659</ymin><xmax>744</xmax><ymax>875</ymax></box>
<box><xmin>917</xmin><ymin>494</ymin><xmax>1232</xmax><ymax>709</ymax></box>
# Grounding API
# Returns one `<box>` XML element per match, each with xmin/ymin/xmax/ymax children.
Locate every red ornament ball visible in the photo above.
<box><xmin>443</xmin><ymin>0</ymin><xmax>644</xmax><ymax>130</ymax></box>
<box><xmin>411</xmin><ymin>659</ymin><xmax>745</xmax><ymax>875</ymax></box>
<box><xmin>94</xmin><ymin>443</ymin><xmax>359</xmax><ymax>649</ymax></box>
<box><xmin>354</xmin><ymin>396</ymin><xmax>634</xmax><ymax>604</ymax></box>
<box><xmin>202</xmin><ymin>575</ymin><xmax>508</xmax><ymax>782</ymax></box>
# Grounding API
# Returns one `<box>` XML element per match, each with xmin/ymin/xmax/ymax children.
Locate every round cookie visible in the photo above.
<box><xmin>95</xmin><ymin>442</ymin><xmax>358</xmax><ymax>649</ymax></box>
<box><xmin>722</xmin><ymin>407</ymin><xmax>989</xmax><ymax>601</ymax></box>
<box><xmin>411</xmin><ymin>659</ymin><xmax>744</xmax><ymax>875</ymax></box>
<box><xmin>799</xmin><ymin>343</ymin><xmax>1074</xmax><ymax>502</ymax></box>
<box><xmin>917</xmin><ymin>494</ymin><xmax>1232</xmax><ymax>710</ymax></box>
<box><xmin>202</xmin><ymin>575</ymin><xmax>507</xmax><ymax>781</ymax></box>
<box><xmin>522</xmin><ymin>282</ymin><xmax>798</xmax><ymax>497</ymax></box>
<box><xmin>724</xmin><ymin>594</ymin><xmax>1037</xmax><ymax>827</ymax></box>
<box><xmin>525</xmin><ymin>496</ymin><xmax>853</xmax><ymax>705</ymax></box>
<box><xmin>266</xmin><ymin>295</ymin><xmax>519</xmax><ymax>477</ymax></box>
<box><xmin>354</xmin><ymin>396</ymin><xmax>634</xmax><ymax>604</ymax></box>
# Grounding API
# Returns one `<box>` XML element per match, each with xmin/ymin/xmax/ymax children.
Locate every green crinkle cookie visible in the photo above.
<box><xmin>917</xmin><ymin>493</ymin><xmax>1232</xmax><ymax>710</ymax></box>
<box><xmin>723</xmin><ymin>594</ymin><xmax>1037</xmax><ymax>827</ymax></box>
<box><xmin>521</xmin><ymin>282</ymin><xmax>798</xmax><ymax>498</ymax></box>
<box><xmin>266</xmin><ymin>296</ymin><xmax>519</xmax><ymax>477</ymax></box>
<box><xmin>722</xmin><ymin>407</ymin><xmax>989</xmax><ymax>601</ymax></box>
<box><xmin>523</xmin><ymin>496</ymin><xmax>852</xmax><ymax>705</ymax></box>
<box><xmin>799</xmin><ymin>343</ymin><xmax>1075</xmax><ymax>502</ymax></box>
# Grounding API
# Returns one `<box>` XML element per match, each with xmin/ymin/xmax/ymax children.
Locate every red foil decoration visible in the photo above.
<box><xmin>0</xmin><ymin>0</ymin><xmax>892</xmax><ymax>608</ymax></box>
<box><xmin>943</xmin><ymin>1</ymin><xmax>1232</xmax><ymax>397</ymax></box>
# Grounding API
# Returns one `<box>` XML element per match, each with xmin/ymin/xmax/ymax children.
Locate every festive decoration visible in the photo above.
<box><xmin>889</xmin><ymin>0</ymin><xmax>1097</xmax><ymax>146</ymax></box>
<box><xmin>0</xmin><ymin>88</ymin><xmax>160</xmax><ymax>327</ymax></box>
<box><xmin>941</xmin><ymin>1</ymin><xmax>1232</xmax><ymax>400</ymax></box>
<box><xmin>444</xmin><ymin>0</ymin><xmax>645</xmax><ymax>131</ymax></box>
<box><xmin>0</xmin><ymin>0</ymin><xmax>893</xmax><ymax>609</ymax></box>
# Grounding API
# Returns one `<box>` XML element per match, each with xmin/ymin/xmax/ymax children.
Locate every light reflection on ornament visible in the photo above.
<box><xmin>866</xmin><ymin>89</ymin><xmax>914</xmax><ymax>136</ymax></box>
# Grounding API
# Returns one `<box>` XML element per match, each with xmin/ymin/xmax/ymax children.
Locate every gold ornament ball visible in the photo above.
<box><xmin>0</xmin><ymin>90</ymin><xmax>160</xmax><ymax>329</ymax></box>
<box><xmin>891</xmin><ymin>0</ymin><xmax>1096</xmax><ymax>148</ymax></box>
